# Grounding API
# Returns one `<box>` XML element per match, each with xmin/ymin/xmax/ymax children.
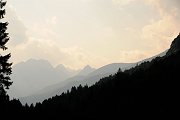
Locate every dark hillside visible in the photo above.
<box><xmin>1</xmin><ymin>35</ymin><xmax>179</xmax><ymax>118</ymax></box>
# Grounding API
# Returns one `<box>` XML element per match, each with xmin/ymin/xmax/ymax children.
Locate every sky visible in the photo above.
<box><xmin>3</xmin><ymin>0</ymin><xmax>180</xmax><ymax>69</ymax></box>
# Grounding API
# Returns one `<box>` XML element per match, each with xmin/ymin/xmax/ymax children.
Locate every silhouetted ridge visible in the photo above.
<box><xmin>166</xmin><ymin>33</ymin><xmax>180</xmax><ymax>55</ymax></box>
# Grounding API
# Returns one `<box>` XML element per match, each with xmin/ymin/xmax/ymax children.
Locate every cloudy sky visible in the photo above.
<box><xmin>4</xmin><ymin>0</ymin><xmax>180</xmax><ymax>69</ymax></box>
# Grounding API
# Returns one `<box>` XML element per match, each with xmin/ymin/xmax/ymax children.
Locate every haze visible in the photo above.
<box><xmin>6</xmin><ymin>0</ymin><xmax>180</xmax><ymax>69</ymax></box>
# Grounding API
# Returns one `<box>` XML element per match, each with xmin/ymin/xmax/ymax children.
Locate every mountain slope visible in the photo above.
<box><xmin>20</xmin><ymin>50</ymin><xmax>166</xmax><ymax>104</ymax></box>
<box><xmin>17</xmin><ymin>34</ymin><xmax>170</xmax><ymax>104</ymax></box>
<box><xmin>166</xmin><ymin>33</ymin><xmax>180</xmax><ymax>55</ymax></box>
<box><xmin>22</xmin><ymin>34</ymin><xmax>180</xmax><ymax>118</ymax></box>
<box><xmin>77</xmin><ymin>65</ymin><xmax>96</xmax><ymax>76</ymax></box>
<box><xmin>19</xmin><ymin>63</ymin><xmax>133</xmax><ymax>104</ymax></box>
<box><xmin>8</xmin><ymin>59</ymin><xmax>77</xmax><ymax>98</ymax></box>
<box><xmin>88</xmin><ymin>63</ymin><xmax>134</xmax><ymax>76</ymax></box>
<box><xmin>3</xmin><ymin>35</ymin><xmax>180</xmax><ymax>119</ymax></box>
<box><xmin>54</xmin><ymin>64</ymin><xmax>79</xmax><ymax>81</ymax></box>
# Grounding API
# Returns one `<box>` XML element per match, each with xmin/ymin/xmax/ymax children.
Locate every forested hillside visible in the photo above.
<box><xmin>1</xmin><ymin>34</ymin><xmax>179</xmax><ymax>118</ymax></box>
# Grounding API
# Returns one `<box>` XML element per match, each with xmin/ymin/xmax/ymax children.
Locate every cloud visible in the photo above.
<box><xmin>5</xmin><ymin>7</ymin><xmax>107</xmax><ymax>69</ymax></box>
<box><xmin>118</xmin><ymin>50</ymin><xmax>151</xmax><ymax>62</ymax></box>
<box><xmin>110</xmin><ymin>0</ymin><xmax>180</xmax><ymax>59</ymax></box>
<box><xmin>141</xmin><ymin>0</ymin><xmax>180</xmax><ymax>53</ymax></box>
<box><xmin>11</xmin><ymin>38</ymin><xmax>66</xmax><ymax>65</ymax></box>
<box><xmin>6</xmin><ymin>0</ymin><xmax>180</xmax><ymax>69</ymax></box>
<box><xmin>142</xmin><ymin>15</ymin><xmax>179</xmax><ymax>52</ymax></box>
<box><xmin>27</xmin><ymin>22</ymin><xmax>59</xmax><ymax>41</ymax></box>
<box><xmin>112</xmin><ymin>0</ymin><xmax>136</xmax><ymax>6</ymax></box>
<box><xmin>5</xmin><ymin>6</ymin><xmax>28</xmax><ymax>46</ymax></box>
<box><xmin>144</xmin><ymin>0</ymin><xmax>179</xmax><ymax>16</ymax></box>
<box><xmin>10</xmin><ymin>37</ymin><xmax>108</xmax><ymax>69</ymax></box>
<box><xmin>45</xmin><ymin>16</ymin><xmax>58</xmax><ymax>25</ymax></box>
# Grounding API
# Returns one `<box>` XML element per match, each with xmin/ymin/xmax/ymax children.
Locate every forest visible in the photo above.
<box><xmin>0</xmin><ymin>0</ymin><xmax>179</xmax><ymax>119</ymax></box>
<box><xmin>1</xmin><ymin>34</ymin><xmax>180</xmax><ymax>118</ymax></box>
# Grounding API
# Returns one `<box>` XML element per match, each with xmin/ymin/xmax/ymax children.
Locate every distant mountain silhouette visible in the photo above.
<box><xmin>8</xmin><ymin>59</ymin><xmax>78</xmax><ymax>98</ymax></box>
<box><xmin>33</xmin><ymin>34</ymin><xmax>180</xmax><ymax>118</ymax></box>
<box><xmin>20</xmin><ymin>50</ymin><xmax>167</xmax><ymax>104</ymax></box>
<box><xmin>77</xmin><ymin>65</ymin><xmax>96</xmax><ymax>76</ymax></box>
<box><xmin>19</xmin><ymin>63</ymin><xmax>133</xmax><ymax>104</ymax></box>
<box><xmin>8</xmin><ymin>36</ymin><xmax>168</xmax><ymax>104</ymax></box>
<box><xmin>55</xmin><ymin>64</ymin><xmax>79</xmax><ymax>80</ymax></box>
<box><xmin>88</xmin><ymin>63</ymin><xmax>134</xmax><ymax>76</ymax></box>
<box><xmin>19</xmin><ymin>75</ymin><xmax>86</xmax><ymax>104</ymax></box>
<box><xmin>2</xmin><ymin>34</ymin><xmax>180</xmax><ymax>119</ymax></box>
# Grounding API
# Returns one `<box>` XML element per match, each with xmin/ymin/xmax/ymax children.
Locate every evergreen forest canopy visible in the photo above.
<box><xmin>0</xmin><ymin>0</ymin><xmax>180</xmax><ymax>119</ymax></box>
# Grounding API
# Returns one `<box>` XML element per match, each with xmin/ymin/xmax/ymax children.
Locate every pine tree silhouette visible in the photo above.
<box><xmin>0</xmin><ymin>0</ymin><xmax>12</xmax><ymax>96</ymax></box>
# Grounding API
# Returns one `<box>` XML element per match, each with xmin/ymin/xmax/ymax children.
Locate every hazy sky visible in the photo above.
<box><xmin>4</xmin><ymin>0</ymin><xmax>180</xmax><ymax>69</ymax></box>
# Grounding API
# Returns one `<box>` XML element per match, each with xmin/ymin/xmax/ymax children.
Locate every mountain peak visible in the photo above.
<box><xmin>84</xmin><ymin>65</ymin><xmax>92</xmax><ymax>69</ymax></box>
<box><xmin>56</xmin><ymin>64</ymin><xmax>66</xmax><ymax>70</ymax></box>
<box><xmin>166</xmin><ymin>34</ymin><xmax>180</xmax><ymax>56</ymax></box>
<box><xmin>77</xmin><ymin>65</ymin><xmax>96</xmax><ymax>76</ymax></box>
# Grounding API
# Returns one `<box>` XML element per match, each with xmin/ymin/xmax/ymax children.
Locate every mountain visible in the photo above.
<box><xmin>139</xmin><ymin>50</ymin><xmax>167</xmax><ymax>63</ymax></box>
<box><xmin>37</xmin><ymin>34</ymin><xmax>180</xmax><ymax>117</ymax></box>
<box><xmin>8</xmin><ymin>59</ymin><xmax>77</xmax><ymax>98</ymax></box>
<box><xmin>20</xmin><ymin>48</ymin><xmax>168</xmax><ymax>105</ymax></box>
<box><xmin>88</xmin><ymin>50</ymin><xmax>167</xmax><ymax>77</ymax></box>
<box><xmin>20</xmin><ymin>51</ymin><xmax>166</xmax><ymax>104</ymax></box>
<box><xmin>19</xmin><ymin>63</ymin><xmax>133</xmax><ymax>104</ymax></box>
<box><xmin>166</xmin><ymin>33</ymin><xmax>180</xmax><ymax>55</ymax></box>
<box><xmin>7</xmin><ymin>34</ymin><xmax>180</xmax><ymax>119</ymax></box>
<box><xmin>19</xmin><ymin>75</ymin><xmax>86</xmax><ymax>104</ymax></box>
<box><xmin>89</xmin><ymin>63</ymin><xmax>134</xmax><ymax>77</ymax></box>
<box><xmin>16</xmin><ymin>35</ymin><xmax>170</xmax><ymax>104</ymax></box>
<box><xmin>77</xmin><ymin>65</ymin><xmax>96</xmax><ymax>76</ymax></box>
<box><xmin>54</xmin><ymin>64</ymin><xmax>79</xmax><ymax>81</ymax></box>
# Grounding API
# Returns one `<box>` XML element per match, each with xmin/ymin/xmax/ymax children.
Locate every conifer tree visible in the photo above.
<box><xmin>0</xmin><ymin>0</ymin><xmax>12</xmax><ymax>96</ymax></box>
